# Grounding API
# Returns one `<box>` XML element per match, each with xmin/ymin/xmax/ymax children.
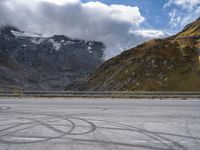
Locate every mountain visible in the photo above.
<box><xmin>67</xmin><ymin>17</ymin><xmax>200</xmax><ymax>91</ymax></box>
<box><xmin>0</xmin><ymin>25</ymin><xmax>105</xmax><ymax>90</ymax></box>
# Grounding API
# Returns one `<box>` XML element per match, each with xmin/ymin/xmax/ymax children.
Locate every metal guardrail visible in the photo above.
<box><xmin>0</xmin><ymin>91</ymin><xmax>200</xmax><ymax>98</ymax></box>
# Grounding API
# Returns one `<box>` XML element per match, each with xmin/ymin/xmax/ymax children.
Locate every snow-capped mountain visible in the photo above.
<box><xmin>0</xmin><ymin>25</ymin><xmax>105</xmax><ymax>90</ymax></box>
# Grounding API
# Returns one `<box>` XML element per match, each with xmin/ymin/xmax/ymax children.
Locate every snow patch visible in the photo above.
<box><xmin>88</xmin><ymin>46</ymin><xmax>92</xmax><ymax>50</ymax></box>
<box><xmin>31</xmin><ymin>38</ymin><xmax>45</xmax><ymax>44</ymax></box>
<box><xmin>11</xmin><ymin>30</ymin><xmax>43</xmax><ymax>38</ymax></box>
<box><xmin>87</xmin><ymin>45</ymin><xmax>93</xmax><ymax>53</ymax></box>
<box><xmin>65</xmin><ymin>41</ymin><xmax>75</xmax><ymax>44</ymax></box>
<box><xmin>49</xmin><ymin>39</ymin><xmax>62</xmax><ymax>51</ymax></box>
<box><xmin>88</xmin><ymin>42</ymin><xmax>93</xmax><ymax>46</ymax></box>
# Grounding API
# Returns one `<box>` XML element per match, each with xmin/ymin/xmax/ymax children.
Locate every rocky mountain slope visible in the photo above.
<box><xmin>0</xmin><ymin>26</ymin><xmax>105</xmax><ymax>90</ymax></box>
<box><xmin>67</xmin><ymin>17</ymin><xmax>200</xmax><ymax>91</ymax></box>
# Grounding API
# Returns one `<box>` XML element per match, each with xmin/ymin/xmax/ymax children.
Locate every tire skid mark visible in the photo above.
<box><xmin>139</xmin><ymin>123</ymin><xmax>175</xmax><ymax>150</ymax></box>
<box><xmin>0</xmin><ymin>106</ymin><xmax>198</xmax><ymax>149</ymax></box>
<box><xmin>140</xmin><ymin>122</ymin><xmax>186</xmax><ymax>150</ymax></box>
<box><xmin>68</xmin><ymin>117</ymin><xmax>96</xmax><ymax>135</ymax></box>
<box><xmin>0</xmin><ymin>107</ymin><xmax>10</xmax><ymax>112</ymax></box>
<box><xmin>40</xmin><ymin>113</ymin><xmax>97</xmax><ymax>135</ymax></box>
<box><xmin>185</xmin><ymin>117</ymin><xmax>200</xmax><ymax>146</ymax></box>
<box><xmin>0</xmin><ymin>113</ymin><xmax>97</xmax><ymax>144</ymax></box>
<box><xmin>90</xmin><ymin>119</ymin><xmax>200</xmax><ymax>141</ymax></box>
<box><xmin>92</xmin><ymin>129</ymin><xmax>119</xmax><ymax>150</ymax></box>
<box><xmin>0</xmin><ymin>123</ymin><xmax>32</xmax><ymax>133</ymax></box>
<box><xmin>0</xmin><ymin>134</ymin><xmax>169</xmax><ymax>150</ymax></box>
<box><xmin>88</xmin><ymin>119</ymin><xmax>189</xmax><ymax>150</ymax></box>
<box><xmin>103</xmin><ymin>120</ymin><xmax>178</xmax><ymax>150</ymax></box>
<box><xmin>71</xmin><ymin>138</ymin><xmax>170</xmax><ymax>150</ymax></box>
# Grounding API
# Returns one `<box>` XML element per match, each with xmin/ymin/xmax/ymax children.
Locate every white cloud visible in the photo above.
<box><xmin>132</xmin><ymin>29</ymin><xmax>168</xmax><ymax>38</ymax></box>
<box><xmin>165</xmin><ymin>0</ymin><xmax>200</xmax><ymax>29</ymax></box>
<box><xmin>180</xmin><ymin>7</ymin><xmax>200</xmax><ymax>26</ymax></box>
<box><xmin>168</xmin><ymin>10</ymin><xmax>181</xmax><ymax>28</ymax></box>
<box><xmin>0</xmin><ymin>0</ymin><xmax>165</xmax><ymax>59</ymax></box>
<box><xmin>4</xmin><ymin>0</ymin><xmax>79</xmax><ymax>5</ymax></box>
<box><xmin>83</xmin><ymin>2</ymin><xmax>144</xmax><ymax>26</ymax></box>
<box><xmin>164</xmin><ymin>0</ymin><xmax>200</xmax><ymax>11</ymax></box>
<box><xmin>40</xmin><ymin>0</ymin><xmax>79</xmax><ymax>5</ymax></box>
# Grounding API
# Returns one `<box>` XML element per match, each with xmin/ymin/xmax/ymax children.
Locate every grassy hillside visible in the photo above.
<box><xmin>67</xmin><ymin>17</ymin><xmax>200</xmax><ymax>91</ymax></box>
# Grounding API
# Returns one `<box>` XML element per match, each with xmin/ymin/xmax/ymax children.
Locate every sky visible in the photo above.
<box><xmin>0</xmin><ymin>0</ymin><xmax>200</xmax><ymax>59</ymax></box>
<box><xmin>82</xmin><ymin>0</ymin><xmax>200</xmax><ymax>32</ymax></box>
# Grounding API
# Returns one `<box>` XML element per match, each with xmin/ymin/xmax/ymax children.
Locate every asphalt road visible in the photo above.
<box><xmin>0</xmin><ymin>98</ymin><xmax>200</xmax><ymax>150</ymax></box>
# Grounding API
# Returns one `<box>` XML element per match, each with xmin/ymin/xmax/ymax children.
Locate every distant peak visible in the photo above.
<box><xmin>52</xmin><ymin>35</ymin><xmax>71</xmax><ymax>42</ymax></box>
<box><xmin>0</xmin><ymin>25</ymin><xmax>20</xmax><ymax>32</ymax></box>
<box><xmin>0</xmin><ymin>25</ymin><xmax>21</xmax><ymax>39</ymax></box>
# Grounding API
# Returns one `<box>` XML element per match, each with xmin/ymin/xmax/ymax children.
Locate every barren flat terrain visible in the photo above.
<box><xmin>0</xmin><ymin>98</ymin><xmax>200</xmax><ymax>150</ymax></box>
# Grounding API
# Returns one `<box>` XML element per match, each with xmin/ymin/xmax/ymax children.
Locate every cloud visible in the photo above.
<box><xmin>180</xmin><ymin>7</ymin><xmax>200</xmax><ymax>26</ymax></box>
<box><xmin>0</xmin><ymin>0</ymin><xmax>165</xmax><ymax>59</ymax></box>
<box><xmin>39</xmin><ymin>0</ymin><xmax>79</xmax><ymax>5</ymax></box>
<box><xmin>132</xmin><ymin>29</ymin><xmax>169</xmax><ymax>38</ymax></box>
<box><xmin>164</xmin><ymin>0</ymin><xmax>200</xmax><ymax>12</ymax></box>
<box><xmin>168</xmin><ymin>10</ymin><xmax>181</xmax><ymax>28</ymax></box>
<box><xmin>165</xmin><ymin>0</ymin><xmax>200</xmax><ymax>29</ymax></box>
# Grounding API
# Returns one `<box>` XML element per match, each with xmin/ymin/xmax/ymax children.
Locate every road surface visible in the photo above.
<box><xmin>0</xmin><ymin>98</ymin><xmax>200</xmax><ymax>150</ymax></box>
